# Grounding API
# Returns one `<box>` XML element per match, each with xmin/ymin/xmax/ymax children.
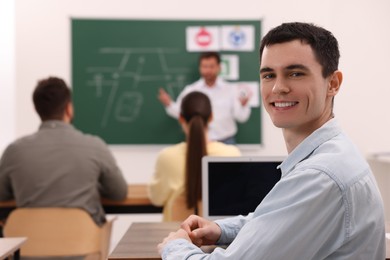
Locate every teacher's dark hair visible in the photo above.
<box><xmin>199</xmin><ymin>51</ymin><xmax>221</xmax><ymax>64</ymax></box>
<box><xmin>180</xmin><ymin>91</ymin><xmax>212</xmax><ymax>210</ymax></box>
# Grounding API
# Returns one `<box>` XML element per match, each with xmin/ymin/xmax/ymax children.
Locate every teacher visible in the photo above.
<box><xmin>158</xmin><ymin>52</ymin><xmax>251</xmax><ymax>144</ymax></box>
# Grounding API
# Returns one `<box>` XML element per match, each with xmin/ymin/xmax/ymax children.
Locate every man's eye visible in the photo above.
<box><xmin>290</xmin><ymin>72</ymin><xmax>303</xmax><ymax>77</ymax></box>
<box><xmin>262</xmin><ymin>74</ymin><xmax>274</xmax><ymax>80</ymax></box>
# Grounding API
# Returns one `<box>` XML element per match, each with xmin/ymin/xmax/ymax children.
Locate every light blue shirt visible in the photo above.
<box><xmin>162</xmin><ymin>119</ymin><xmax>385</xmax><ymax>259</ymax></box>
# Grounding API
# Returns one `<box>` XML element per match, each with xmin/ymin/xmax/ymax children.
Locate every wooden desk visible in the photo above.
<box><xmin>109</xmin><ymin>222</ymin><xmax>218</xmax><ymax>260</ymax></box>
<box><xmin>109</xmin><ymin>222</ymin><xmax>179</xmax><ymax>260</ymax></box>
<box><xmin>0</xmin><ymin>184</ymin><xmax>162</xmax><ymax>216</ymax></box>
<box><xmin>102</xmin><ymin>184</ymin><xmax>162</xmax><ymax>214</ymax></box>
<box><xmin>0</xmin><ymin>237</ymin><xmax>27</xmax><ymax>260</ymax></box>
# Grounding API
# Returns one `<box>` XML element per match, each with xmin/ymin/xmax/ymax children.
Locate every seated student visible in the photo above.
<box><xmin>0</xmin><ymin>76</ymin><xmax>128</xmax><ymax>226</ymax></box>
<box><xmin>157</xmin><ymin>22</ymin><xmax>385</xmax><ymax>259</ymax></box>
<box><xmin>148</xmin><ymin>91</ymin><xmax>241</xmax><ymax>221</ymax></box>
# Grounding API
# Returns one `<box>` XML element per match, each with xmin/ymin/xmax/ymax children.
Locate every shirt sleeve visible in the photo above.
<box><xmin>162</xmin><ymin>239</ymin><xmax>205</xmax><ymax>260</ymax></box>
<box><xmin>165</xmin><ymin>102</ymin><xmax>180</xmax><ymax>119</ymax></box>
<box><xmin>0</xmin><ymin>144</ymin><xmax>15</xmax><ymax>201</ymax></box>
<box><xmin>165</xmin><ymin>86</ymin><xmax>193</xmax><ymax>119</ymax></box>
<box><xmin>232</xmin><ymin>95</ymin><xmax>251</xmax><ymax>123</ymax></box>
<box><xmin>214</xmin><ymin>213</ymin><xmax>253</xmax><ymax>244</ymax></box>
<box><xmin>161</xmin><ymin>169</ymin><xmax>346</xmax><ymax>260</ymax></box>
<box><xmin>96</xmin><ymin>138</ymin><xmax>128</xmax><ymax>200</ymax></box>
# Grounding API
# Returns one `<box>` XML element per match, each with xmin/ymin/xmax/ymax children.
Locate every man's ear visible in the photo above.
<box><xmin>328</xmin><ymin>70</ymin><xmax>343</xmax><ymax>97</ymax></box>
<box><xmin>208</xmin><ymin>113</ymin><xmax>213</xmax><ymax>124</ymax></box>
<box><xmin>64</xmin><ymin>102</ymin><xmax>74</xmax><ymax>122</ymax></box>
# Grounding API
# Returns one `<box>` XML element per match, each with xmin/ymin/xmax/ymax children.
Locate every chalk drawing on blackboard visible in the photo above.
<box><xmin>85</xmin><ymin>47</ymin><xmax>193</xmax><ymax>127</ymax></box>
<box><xmin>91</xmin><ymin>73</ymin><xmax>104</xmax><ymax>97</ymax></box>
<box><xmin>101</xmin><ymin>80</ymin><xmax>118</xmax><ymax>127</ymax></box>
<box><xmin>166</xmin><ymin>74</ymin><xmax>187</xmax><ymax>98</ymax></box>
<box><xmin>115</xmin><ymin>91</ymin><xmax>143</xmax><ymax>122</ymax></box>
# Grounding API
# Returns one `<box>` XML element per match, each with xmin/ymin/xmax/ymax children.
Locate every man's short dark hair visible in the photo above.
<box><xmin>199</xmin><ymin>52</ymin><xmax>221</xmax><ymax>64</ymax></box>
<box><xmin>33</xmin><ymin>77</ymin><xmax>72</xmax><ymax>121</ymax></box>
<box><xmin>259</xmin><ymin>22</ymin><xmax>340</xmax><ymax>77</ymax></box>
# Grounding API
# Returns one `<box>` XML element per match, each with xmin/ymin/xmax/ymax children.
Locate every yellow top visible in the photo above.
<box><xmin>147</xmin><ymin>141</ymin><xmax>241</xmax><ymax>221</ymax></box>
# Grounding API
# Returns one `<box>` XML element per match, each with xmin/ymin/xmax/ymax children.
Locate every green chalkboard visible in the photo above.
<box><xmin>72</xmin><ymin>19</ymin><xmax>261</xmax><ymax>144</ymax></box>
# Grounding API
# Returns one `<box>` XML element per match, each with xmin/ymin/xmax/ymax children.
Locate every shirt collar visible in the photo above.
<box><xmin>279</xmin><ymin>118</ymin><xmax>342</xmax><ymax>177</ymax></box>
<box><xmin>39</xmin><ymin>120</ymin><xmax>74</xmax><ymax>130</ymax></box>
<box><xmin>199</xmin><ymin>76</ymin><xmax>224</xmax><ymax>88</ymax></box>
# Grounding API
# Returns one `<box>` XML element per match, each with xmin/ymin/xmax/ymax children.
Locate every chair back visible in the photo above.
<box><xmin>3</xmin><ymin>207</ymin><xmax>114</xmax><ymax>260</ymax></box>
<box><xmin>169</xmin><ymin>189</ymin><xmax>203</xmax><ymax>221</ymax></box>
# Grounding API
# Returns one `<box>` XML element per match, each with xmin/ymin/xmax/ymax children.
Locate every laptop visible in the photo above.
<box><xmin>202</xmin><ymin>156</ymin><xmax>284</xmax><ymax>220</ymax></box>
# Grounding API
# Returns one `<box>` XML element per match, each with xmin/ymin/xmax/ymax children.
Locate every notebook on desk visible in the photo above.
<box><xmin>202</xmin><ymin>156</ymin><xmax>284</xmax><ymax>220</ymax></box>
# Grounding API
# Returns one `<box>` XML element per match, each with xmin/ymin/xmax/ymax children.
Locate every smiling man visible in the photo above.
<box><xmin>157</xmin><ymin>22</ymin><xmax>385</xmax><ymax>260</ymax></box>
<box><xmin>260</xmin><ymin>36</ymin><xmax>340</xmax><ymax>153</ymax></box>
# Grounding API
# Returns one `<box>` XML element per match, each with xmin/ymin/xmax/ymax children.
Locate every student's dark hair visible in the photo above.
<box><xmin>33</xmin><ymin>76</ymin><xmax>72</xmax><ymax>121</ymax></box>
<box><xmin>199</xmin><ymin>51</ymin><xmax>221</xmax><ymax>64</ymax></box>
<box><xmin>259</xmin><ymin>22</ymin><xmax>340</xmax><ymax>77</ymax></box>
<box><xmin>180</xmin><ymin>91</ymin><xmax>212</xmax><ymax>210</ymax></box>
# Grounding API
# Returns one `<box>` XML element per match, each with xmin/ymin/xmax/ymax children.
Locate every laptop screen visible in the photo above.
<box><xmin>202</xmin><ymin>156</ymin><xmax>283</xmax><ymax>220</ymax></box>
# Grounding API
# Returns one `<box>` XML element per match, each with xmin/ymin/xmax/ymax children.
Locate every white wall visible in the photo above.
<box><xmin>2</xmin><ymin>0</ymin><xmax>390</xmax><ymax>252</ymax></box>
<box><xmin>0</xmin><ymin>0</ymin><xmax>15</xmax><ymax>152</ymax></box>
<box><xmin>7</xmin><ymin>0</ymin><xmax>390</xmax><ymax>184</ymax></box>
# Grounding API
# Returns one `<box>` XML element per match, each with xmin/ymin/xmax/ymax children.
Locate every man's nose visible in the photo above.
<box><xmin>272</xmin><ymin>78</ymin><xmax>290</xmax><ymax>94</ymax></box>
